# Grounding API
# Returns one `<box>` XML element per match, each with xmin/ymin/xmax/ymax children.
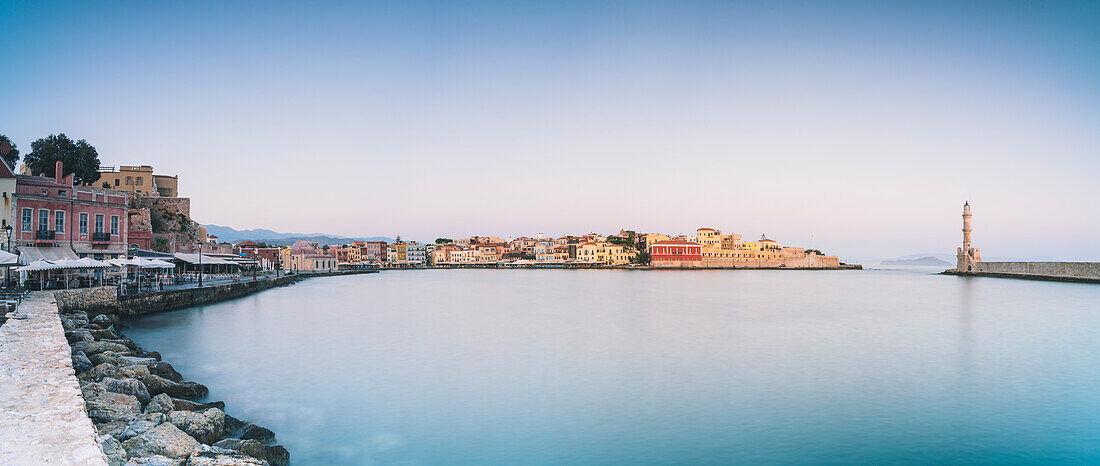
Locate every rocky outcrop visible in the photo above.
<box><xmin>65</xmin><ymin>309</ymin><xmax>288</xmax><ymax>465</ymax></box>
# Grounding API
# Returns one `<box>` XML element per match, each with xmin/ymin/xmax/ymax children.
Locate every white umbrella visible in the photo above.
<box><xmin>74</xmin><ymin>257</ymin><xmax>112</xmax><ymax>268</ymax></box>
<box><xmin>148</xmin><ymin>259</ymin><xmax>176</xmax><ymax>269</ymax></box>
<box><xmin>106</xmin><ymin>258</ymin><xmax>131</xmax><ymax>268</ymax></box>
<box><xmin>0</xmin><ymin>249</ymin><xmax>18</xmax><ymax>266</ymax></box>
<box><xmin>17</xmin><ymin>259</ymin><xmax>58</xmax><ymax>271</ymax></box>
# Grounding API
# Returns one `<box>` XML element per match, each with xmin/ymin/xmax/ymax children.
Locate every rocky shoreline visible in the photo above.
<box><xmin>61</xmin><ymin>308</ymin><xmax>289</xmax><ymax>465</ymax></box>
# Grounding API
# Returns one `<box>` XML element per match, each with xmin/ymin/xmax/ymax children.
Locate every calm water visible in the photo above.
<box><xmin>123</xmin><ymin>269</ymin><xmax>1100</xmax><ymax>465</ymax></box>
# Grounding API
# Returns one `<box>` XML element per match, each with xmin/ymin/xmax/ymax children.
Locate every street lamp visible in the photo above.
<box><xmin>3</xmin><ymin>224</ymin><xmax>11</xmax><ymax>288</ymax></box>
<box><xmin>197</xmin><ymin>242</ymin><xmax>203</xmax><ymax>287</ymax></box>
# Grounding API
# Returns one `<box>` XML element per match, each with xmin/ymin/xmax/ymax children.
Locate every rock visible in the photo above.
<box><xmin>91</xmin><ymin>351</ymin><xmax>130</xmax><ymax>367</ymax></box>
<box><xmin>99</xmin><ymin>434</ymin><xmax>127</xmax><ymax>466</ymax></box>
<box><xmin>92</xmin><ymin>314</ymin><xmax>114</xmax><ymax>328</ymax></box>
<box><xmin>141</xmin><ymin>374</ymin><xmax>208</xmax><ymax>399</ymax></box>
<box><xmin>214</xmin><ymin>439</ymin><xmax>289</xmax><ymax>466</ymax></box>
<box><xmin>92</xmin><ymin>328</ymin><xmax>121</xmax><ymax>340</ymax></box>
<box><xmin>238</xmin><ymin>423</ymin><xmax>275</xmax><ymax>443</ymax></box>
<box><xmin>74</xmin><ymin>340</ymin><xmax>132</xmax><ymax>356</ymax></box>
<box><xmin>172</xmin><ymin>399</ymin><xmax>225</xmax><ymax>412</ymax></box>
<box><xmin>85</xmin><ymin>386</ymin><xmax>142</xmax><ymax>423</ymax></box>
<box><xmin>146</xmin><ymin>393</ymin><xmax>175</xmax><ymax>414</ymax></box>
<box><xmin>103</xmin><ymin>377</ymin><xmax>151</xmax><ymax>405</ymax></box>
<box><xmin>120</xmin><ymin>412</ymin><xmax>167</xmax><ymax>441</ymax></box>
<box><xmin>223</xmin><ymin>415</ymin><xmax>245</xmax><ymax>437</ymax></box>
<box><xmin>100</xmin><ymin>338</ymin><xmax>138</xmax><ymax>350</ymax></box>
<box><xmin>151</xmin><ymin>361</ymin><xmax>184</xmax><ymax>382</ymax></box>
<box><xmin>121</xmin><ymin>422</ymin><xmax>201</xmax><ymax>459</ymax></box>
<box><xmin>61</xmin><ymin>315</ymin><xmax>87</xmax><ymax>331</ymax></box>
<box><xmin>84</xmin><ymin>322</ymin><xmax>104</xmax><ymax>330</ymax></box>
<box><xmin>67</xmin><ymin>330</ymin><xmax>94</xmax><ymax>344</ymax></box>
<box><xmin>167</xmin><ymin>408</ymin><xmax>225</xmax><ymax>444</ymax></box>
<box><xmin>119</xmin><ymin>364</ymin><xmax>153</xmax><ymax>379</ymax></box>
<box><xmin>73</xmin><ymin>351</ymin><xmax>94</xmax><ymax>374</ymax></box>
<box><xmin>143</xmin><ymin>351</ymin><xmax>163</xmax><ymax>361</ymax></box>
<box><xmin>119</xmin><ymin>356</ymin><xmax>160</xmax><ymax>368</ymax></box>
<box><xmin>96</xmin><ymin>420</ymin><xmax>129</xmax><ymax>439</ymax></box>
<box><xmin>125</xmin><ymin>455</ymin><xmax>185</xmax><ymax>465</ymax></box>
<box><xmin>185</xmin><ymin>445</ymin><xmax>267</xmax><ymax>465</ymax></box>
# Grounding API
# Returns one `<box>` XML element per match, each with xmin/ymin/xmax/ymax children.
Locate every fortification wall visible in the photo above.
<box><xmin>974</xmin><ymin>261</ymin><xmax>1100</xmax><ymax>280</ymax></box>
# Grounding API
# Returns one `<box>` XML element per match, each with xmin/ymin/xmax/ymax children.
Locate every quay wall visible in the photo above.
<box><xmin>54</xmin><ymin>270</ymin><xmax>377</xmax><ymax>316</ymax></box>
<box><xmin>957</xmin><ymin>261</ymin><xmax>1100</xmax><ymax>283</ymax></box>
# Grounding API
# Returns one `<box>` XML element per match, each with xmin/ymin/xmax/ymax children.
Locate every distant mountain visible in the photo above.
<box><xmin>202</xmin><ymin>224</ymin><xmax>393</xmax><ymax>246</ymax></box>
<box><xmin>880</xmin><ymin>256</ymin><xmax>951</xmax><ymax>266</ymax></box>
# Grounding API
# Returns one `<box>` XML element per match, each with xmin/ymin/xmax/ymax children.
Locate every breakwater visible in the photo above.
<box><xmin>60</xmin><ymin>307</ymin><xmax>290</xmax><ymax>464</ymax></box>
<box><xmin>943</xmin><ymin>262</ymin><xmax>1100</xmax><ymax>284</ymax></box>
<box><xmin>55</xmin><ymin>270</ymin><xmax>378</xmax><ymax>316</ymax></box>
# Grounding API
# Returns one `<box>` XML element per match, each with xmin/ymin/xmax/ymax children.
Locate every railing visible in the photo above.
<box><xmin>35</xmin><ymin>230</ymin><xmax>56</xmax><ymax>241</ymax></box>
<box><xmin>91</xmin><ymin>232</ymin><xmax>111</xmax><ymax>242</ymax></box>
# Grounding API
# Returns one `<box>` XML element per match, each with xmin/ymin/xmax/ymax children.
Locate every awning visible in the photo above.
<box><xmin>0</xmin><ymin>249</ymin><xmax>18</xmax><ymax>266</ymax></box>
<box><xmin>172</xmin><ymin>253</ymin><xmax>240</xmax><ymax>266</ymax></box>
<box><xmin>19</xmin><ymin>246</ymin><xmax>80</xmax><ymax>264</ymax></box>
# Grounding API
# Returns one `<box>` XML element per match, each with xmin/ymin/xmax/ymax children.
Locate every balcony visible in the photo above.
<box><xmin>91</xmin><ymin>232</ymin><xmax>111</xmax><ymax>244</ymax></box>
<box><xmin>35</xmin><ymin>230</ymin><xmax>56</xmax><ymax>242</ymax></box>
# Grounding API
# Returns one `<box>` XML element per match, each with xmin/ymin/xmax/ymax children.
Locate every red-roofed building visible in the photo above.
<box><xmin>649</xmin><ymin>240</ymin><xmax>702</xmax><ymax>268</ymax></box>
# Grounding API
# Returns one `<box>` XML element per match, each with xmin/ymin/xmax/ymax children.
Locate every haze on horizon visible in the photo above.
<box><xmin>3</xmin><ymin>1</ymin><xmax>1098</xmax><ymax>260</ymax></box>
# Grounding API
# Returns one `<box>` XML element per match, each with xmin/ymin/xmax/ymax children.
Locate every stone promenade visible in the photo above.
<box><xmin>0</xmin><ymin>292</ymin><xmax>108</xmax><ymax>465</ymax></box>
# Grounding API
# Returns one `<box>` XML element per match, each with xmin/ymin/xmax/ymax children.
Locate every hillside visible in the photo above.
<box><xmin>203</xmin><ymin>224</ymin><xmax>393</xmax><ymax>246</ymax></box>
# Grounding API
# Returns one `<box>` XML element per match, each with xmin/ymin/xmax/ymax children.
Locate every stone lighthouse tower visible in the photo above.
<box><xmin>956</xmin><ymin>201</ymin><xmax>981</xmax><ymax>272</ymax></box>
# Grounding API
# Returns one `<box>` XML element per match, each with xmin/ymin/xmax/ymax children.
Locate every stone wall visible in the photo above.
<box><xmin>54</xmin><ymin>270</ymin><xmax>379</xmax><ymax>317</ymax></box>
<box><xmin>974</xmin><ymin>261</ymin><xmax>1100</xmax><ymax>280</ymax></box>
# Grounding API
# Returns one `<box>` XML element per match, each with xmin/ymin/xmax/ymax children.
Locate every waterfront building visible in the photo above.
<box><xmin>91</xmin><ymin>165</ymin><xmax>179</xmax><ymax>197</ymax></box>
<box><xmin>405</xmin><ymin>241</ymin><xmax>427</xmax><ymax>266</ymax></box>
<box><xmin>575</xmin><ymin>242</ymin><xmax>632</xmax><ymax>265</ymax></box>
<box><xmin>280</xmin><ymin>240</ymin><xmax>337</xmax><ymax>272</ymax></box>
<box><xmin>13</xmin><ymin>162</ymin><xmax>130</xmax><ymax>261</ymax></box>
<box><xmin>236</xmin><ymin>241</ymin><xmax>281</xmax><ymax>270</ymax></box>
<box><xmin>359</xmin><ymin>241</ymin><xmax>387</xmax><ymax>263</ymax></box>
<box><xmin>649</xmin><ymin>240</ymin><xmax>703</xmax><ymax>267</ymax></box>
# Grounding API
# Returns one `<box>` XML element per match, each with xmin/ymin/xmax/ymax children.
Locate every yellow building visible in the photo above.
<box><xmin>93</xmin><ymin>165</ymin><xmax>179</xmax><ymax>197</ymax></box>
<box><xmin>575</xmin><ymin>242</ymin><xmax>632</xmax><ymax>265</ymax></box>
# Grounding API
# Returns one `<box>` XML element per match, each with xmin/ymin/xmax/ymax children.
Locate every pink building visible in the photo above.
<box><xmin>14</xmin><ymin>161</ymin><xmax>130</xmax><ymax>260</ymax></box>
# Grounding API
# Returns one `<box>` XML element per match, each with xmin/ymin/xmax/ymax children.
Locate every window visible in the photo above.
<box><xmin>111</xmin><ymin>216</ymin><xmax>119</xmax><ymax>235</ymax></box>
<box><xmin>41</xmin><ymin>189</ymin><xmax>47</xmax><ymax>195</ymax></box>
<box><xmin>125</xmin><ymin>176</ymin><xmax>132</xmax><ymax>185</ymax></box>
<box><xmin>95</xmin><ymin>214</ymin><xmax>104</xmax><ymax>233</ymax></box>
<box><xmin>55</xmin><ymin>211</ymin><xmax>64</xmax><ymax>233</ymax></box>
<box><xmin>79</xmin><ymin>213</ymin><xmax>88</xmax><ymax>234</ymax></box>
<box><xmin>38</xmin><ymin>210</ymin><xmax>48</xmax><ymax>231</ymax></box>
<box><xmin>136</xmin><ymin>177</ymin><xmax>143</xmax><ymax>186</ymax></box>
<box><xmin>21</xmin><ymin>209</ymin><xmax>31</xmax><ymax>232</ymax></box>
<box><xmin>58</xmin><ymin>190</ymin><xmax>66</xmax><ymax>196</ymax></box>
<box><xmin>114</xmin><ymin>179</ymin><xmax>120</xmax><ymax>187</ymax></box>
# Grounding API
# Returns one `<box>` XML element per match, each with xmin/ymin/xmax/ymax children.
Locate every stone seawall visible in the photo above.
<box><xmin>55</xmin><ymin>270</ymin><xmax>378</xmax><ymax>317</ymax></box>
<box><xmin>945</xmin><ymin>261</ymin><xmax>1100</xmax><ymax>284</ymax></box>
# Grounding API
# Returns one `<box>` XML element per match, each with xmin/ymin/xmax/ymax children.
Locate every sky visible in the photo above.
<box><xmin>2</xmin><ymin>1</ymin><xmax>1098</xmax><ymax>260</ymax></box>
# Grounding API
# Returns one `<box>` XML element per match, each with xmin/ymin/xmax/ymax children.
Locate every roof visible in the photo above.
<box><xmin>0</xmin><ymin>161</ymin><xmax>14</xmax><ymax>179</ymax></box>
<box><xmin>697</xmin><ymin>228</ymin><xmax>715</xmax><ymax>231</ymax></box>
<box><xmin>19</xmin><ymin>246</ymin><xmax>80</xmax><ymax>263</ymax></box>
<box><xmin>651</xmin><ymin>240</ymin><xmax>701</xmax><ymax>246</ymax></box>
<box><xmin>16</xmin><ymin>174</ymin><xmax>70</xmax><ymax>188</ymax></box>
<box><xmin>236</xmin><ymin>240</ymin><xmax>259</xmax><ymax>247</ymax></box>
<box><xmin>172</xmin><ymin>253</ymin><xmax>239</xmax><ymax>265</ymax></box>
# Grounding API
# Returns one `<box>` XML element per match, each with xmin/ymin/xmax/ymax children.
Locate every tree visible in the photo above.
<box><xmin>435</xmin><ymin>238</ymin><xmax>453</xmax><ymax>244</ymax></box>
<box><xmin>632</xmin><ymin>251</ymin><xmax>651</xmax><ymax>265</ymax></box>
<box><xmin>102</xmin><ymin>182</ymin><xmax>112</xmax><ymax>189</ymax></box>
<box><xmin>0</xmin><ymin>134</ymin><xmax>18</xmax><ymax>170</ymax></box>
<box><xmin>24</xmin><ymin>133</ymin><xmax>102</xmax><ymax>185</ymax></box>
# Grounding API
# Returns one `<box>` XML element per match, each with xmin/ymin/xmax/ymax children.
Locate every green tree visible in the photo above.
<box><xmin>0</xmin><ymin>134</ymin><xmax>18</xmax><ymax>170</ymax></box>
<box><xmin>101</xmin><ymin>182</ymin><xmax>112</xmax><ymax>189</ymax></box>
<box><xmin>632</xmin><ymin>251</ymin><xmax>651</xmax><ymax>265</ymax></box>
<box><xmin>24</xmin><ymin>133</ymin><xmax>102</xmax><ymax>185</ymax></box>
<box><xmin>435</xmin><ymin>238</ymin><xmax>453</xmax><ymax>244</ymax></box>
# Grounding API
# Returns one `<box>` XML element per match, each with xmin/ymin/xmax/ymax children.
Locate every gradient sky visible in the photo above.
<box><xmin>2</xmin><ymin>1</ymin><xmax>1098</xmax><ymax>260</ymax></box>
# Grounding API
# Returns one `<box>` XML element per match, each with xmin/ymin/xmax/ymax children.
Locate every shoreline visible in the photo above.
<box><xmin>61</xmin><ymin>307</ymin><xmax>290</xmax><ymax>465</ymax></box>
<box><xmin>387</xmin><ymin>264</ymin><xmax>864</xmax><ymax>271</ymax></box>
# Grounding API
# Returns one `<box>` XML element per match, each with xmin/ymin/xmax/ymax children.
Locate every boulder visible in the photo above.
<box><xmin>223</xmin><ymin>415</ymin><xmax>245</xmax><ymax>437</ymax></box>
<box><xmin>120</xmin><ymin>413</ymin><xmax>167</xmax><ymax>441</ymax></box>
<box><xmin>99</xmin><ymin>434</ymin><xmax>127</xmax><ymax>466</ymax></box>
<box><xmin>121</xmin><ymin>422</ymin><xmax>201</xmax><ymax>459</ymax></box>
<box><xmin>141</xmin><ymin>374</ymin><xmax>208</xmax><ymax>399</ymax></box>
<box><xmin>67</xmin><ymin>330</ymin><xmax>94</xmax><ymax>344</ymax></box>
<box><xmin>82</xmin><ymin>363</ymin><xmax>119</xmax><ymax>382</ymax></box>
<box><xmin>214</xmin><ymin>439</ymin><xmax>289</xmax><ymax>466</ymax></box>
<box><xmin>92</xmin><ymin>328</ymin><xmax>121</xmax><ymax>340</ymax></box>
<box><xmin>72</xmin><ymin>351</ymin><xmax>94</xmax><ymax>374</ymax></box>
<box><xmin>185</xmin><ymin>445</ymin><xmax>267</xmax><ymax>465</ymax></box>
<box><xmin>172</xmin><ymin>399</ymin><xmax>225</xmax><ymax>412</ymax></box>
<box><xmin>96</xmin><ymin>420</ymin><xmax>129</xmax><ymax>440</ymax></box>
<box><xmin>167</xmin><ymin>408</ymin><xmax>225</xmax><ymax>444</ymax></box>
<box><xmin>74</xmin><ymin>340</ymin><xmax>132</xmax><ymax>356</ymax></box>
<box><xmin>91</xmin><ymin>351</ymin><xmax>129</xmax><ymax>367</ymax></box>
<box><xmin>151</xmin><ymin>361</ymin><xmax>184</xmax><ymax>382</ymax></box>
<box><xmin>100</xmin><ymin>338</ymin><xmax>138</xmax><ymax>350</ymax></box>
<box><xmin>119</xmin><ymin>356</ymin><xmax>160</xmax><ymax>368</ymax></box>
<box><xmin>143</xmin><ymin>351</ymin><xmax>163</xmax><ymax>361</ymax></box>
<box><xmin>86</xmin><ymin>388</ymin><xmax>142</xmax><ymax>423</ymax></box>
<box><xmin>145</xmin><ymin>393</ymin><xmax>175</xmax><ymax>414</ymax></box>
<box><xmin>103</xmin><ymin>377</ymin><xmax>151</xmax><ymax>405</ymax></box>
<box><xmin>118</xmin><ymin>364</ymin><xmax>152</xmax><ymax>379</ymax></box>
<box><xmin>125</xmin><ymin>455</ymin><xmax>185</xmax><ymax>465</ymax></box>
<box><xmin>91</xmin><ymin>314</ymin><xmax>114</xmax><ymax>328</ymax></box>
<box><xmin>60</xmin><ymin>315</ymin><xmax>87</xmax><ymax>331</ymax></box>
<box><xmin>238</xmin><ymin>424</ymin><xmax>275</xmax><ymax>443</ymax></box>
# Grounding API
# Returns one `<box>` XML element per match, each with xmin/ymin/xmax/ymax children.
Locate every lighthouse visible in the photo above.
<box><xmin>955</xmin><ymin>201</ymin><xmax>981</xmax><ymax>272</ymax></box>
